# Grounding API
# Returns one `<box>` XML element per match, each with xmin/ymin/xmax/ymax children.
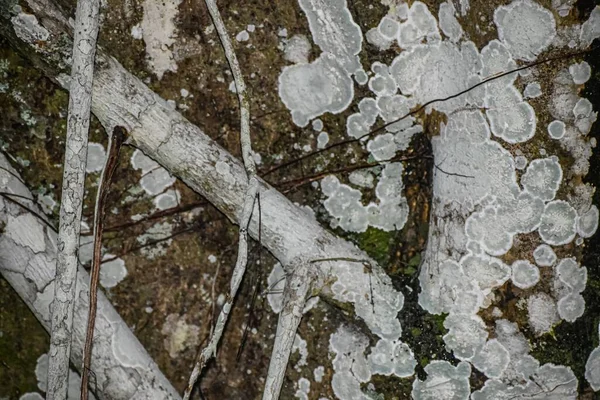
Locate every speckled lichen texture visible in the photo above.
<box><xmin>0</xmin><ymin>0</ymin><xmax>599</xmax><ymax>399</ymax></box>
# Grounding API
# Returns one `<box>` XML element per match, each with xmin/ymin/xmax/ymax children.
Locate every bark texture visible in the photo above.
<box><xmin>0</xmin><ymin>154</ymin><xmax>181</xmax><ymax>399</ymax></box>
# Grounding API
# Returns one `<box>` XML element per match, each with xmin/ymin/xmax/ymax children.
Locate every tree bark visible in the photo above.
<box><xmin>0</xmin><ymin>154</ymin><xmax>181</xmax><ymax>399</ymax></box>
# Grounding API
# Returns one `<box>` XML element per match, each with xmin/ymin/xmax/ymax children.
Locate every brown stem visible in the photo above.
<box><xmin>81</xmin><ymin>126</ymin><xmax>127</xmax><ymax>399</ymax></box>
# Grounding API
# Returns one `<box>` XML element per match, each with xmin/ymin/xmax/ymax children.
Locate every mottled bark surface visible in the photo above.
<box><xmin>0</xmin><ymin>0</ymin><xmax>599</xmax><ymax>399</ymax></box>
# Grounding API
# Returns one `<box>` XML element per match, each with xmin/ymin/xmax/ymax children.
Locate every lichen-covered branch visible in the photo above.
<box><xmin>183</xmin><ymin>0</ymin><xmax>259</xmax><ymax>396</ymax></box>
<box><xmin>263</xmin><ymin>263</ymin><xmax>312</xmax><ymax>400</ymax></box>
<box><xmin>0</xmin><ymin>0</ymin><xmax>402</xmax><ymax>394</ymax></box>
<box><xmin>0</xmin><ymin>153</ymin><xmax>181</xmax><ymax>400</ymax></box>
<box><xmin>47</xmin><ymin>0</ymin><xmax>100</xmax><ymax>396</ymax></box>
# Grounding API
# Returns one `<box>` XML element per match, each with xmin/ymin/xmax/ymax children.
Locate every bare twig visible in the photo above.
<box><xmin>0</xmin><ymin>192</ymin><xmax>56</xmax><ymax>231</ymax></box>
<box><xmin>184</xmin><ymin>0</ymin><xmax>259</xmax><ymax>397</ymax></box>
<box><xmin>263</xmin><ymin>264</ymin><xmax>312</xmax><ymax>400</ymax></box>
<box><xmin>47</xmin><ymin>0</ymin><xmax>100</xmax><ymax>395</ymax></box>
<box><xmin>81</xmin><ymin>127</ymin><xmax>127</xmax><ymax>399</ymax></box>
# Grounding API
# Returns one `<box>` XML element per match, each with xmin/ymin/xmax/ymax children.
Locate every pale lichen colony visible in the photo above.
<box><xmin>275</xmin><ymin>0</ymin><xmax>599</xmax><ymax>398</ymax></box>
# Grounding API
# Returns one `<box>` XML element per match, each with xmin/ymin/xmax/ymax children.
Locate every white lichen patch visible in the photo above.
<box><xmin>555</xmin><ymin>257</ymin><xmax>587</xmax><ymax>295</ymax></box>
<box><xmin>346</xmin><ymin>98</ymin><xmax>378</xmax><ymax>139</ymax></box>
<box><xmin>470</xmin><ymin>339</ymin><xmax>510</xmax><ymax>379</ymax></box>
<box><xmin>37</xmin><ymin>194</ymin><xmax>56</xmax><ymax>215</ymax></box>
<box><xmin>557</xmin><ymin>293</ymin><xmax>585</xmax><ymax>322</ymax></box>
<box><xmin>412</xmin><ymin>361</ymin><xmax>471</xmax><ymax>400</ymax></box>
<box><xmin>139</xmin><ymin>0</ymin><xmax>182</xmax><ymax>79</ymax></box>
<box><xmin>573</xmin><ymin>97</ymin><xmax>597</xmax><ymax>134</ymax></box>
<box><xmin>586</xmin><ymin>326</ymin><xmax>600</xmax><ymax>391</ymax></box>
<box><xmin>316</xmin><ymin>131</ymin><xmax>329</xmax><ymax>149</ymax></box>
<box><xmin>140</xmin><ymin>168</ymin><xmax>176</xmax><ymax>195</ymax></box>
<box><xmin>511</xmin><ymin>260</ymin><xmax>540</xmax><ymax>289</ymax></box>
<box><xmin>11</xmin><ymin>10</ymin><xmax>49</xmax><ymax>45</ymax></box>
<box><xmin>153</xmin><ymin>189</ymin><xmax>180</xmax><ymax>210</ymax></box>
<box><xmin>278</xmin><ymin>0</ymin><xmax>363</xmax><ymax>126</ymax></box>
<box><xmin>438</xmin><ymin>1</ymin><xmax>463</xmax><ymax>43</ymax></box>
<box><xmin>131</xmin><ymin>149</ymin><xmax>159</xmax><ymax>173</ymax></box>
<box><xmin>514</xmin><ymin>155</ymin><xmax>528</xmax><ymax>170</ymax></box>
<box><xmin>131</xmin><ymin>150</ymin><xmax>176</xmax><ymax>195</ymax></box>
<box><xmin>533</xmin><ymin>244</ymin><xmax>557</xmax><ymax>267</ymax></box>
<box><xmin>368</xmin><ymin>338</ymin><xmax>416</xmax><ymax>378</ymax></box>
<box><xmin>460</xmin><ymin>253</ymin><xmax>511</xmax><ymax>292</ymax></box>
<box><xmin>397</xmin><ymin>2</ymin><xmax>441</xmax><ymax>48</ymax></box>
<box><xmin>137</xmin><ymin>221</ymin><xmax>173</xmax><ymax>259</ymax></box>
<box><xmin>161</xmin><ymin>313</ymin><xmax>200</xmax><ymax>358</ymax></box>
<box><xmin>548</xmin><ymin>120</ymin><xmax>566</xmax><ymax>139</ymax></box>
<box><xmin>100</xmin><ymin>255</ymin><xmax>127</xmax><ymax>288</ymax></box>
<box><xmin>473</xmin><ymin>363</ymin><xmax>578</xmax><ymax>399</ymax></box>
<box><xmin>283</xmin><ymin>34</ymin><xmax>311</xmax><ymax>64</ymax></box>
<box><xmin>20</xmin><ymin>393</ymin><xmax>44</xmax><ymax>400</ymax></box>
<box><xmin>538</xmin><ymin>200</ymin><xmax>577</xmax><ymax>245</ymax></box>
<box><xmin>527</xmin><ymin>293</ymin><xmax>559</xmax><ymax>335</ymax></box>
<box><xmin>35</xmin><ymin>353</ymin><xmax>96</xmax><ymax>399</ymax></box>
<box><xmin>521</xmin><ymin>157</ymin><xmax>562</xmax><ymax>201</ymax></box>
<box><xmin>580</xmin><ymin>7</ymin><xmax>600</xmax><ymax>47</ymax></box>
<box><xmin>86</xmin><ymin>142</ymin><xmax>106</xmax><ymax>173</ymax></box>
<box><xmin>443</xmin><ymin>314</ymin><xmax>488</xmax><ymax>360</ymax></box>
<box><xmin>578</xmin><ymin>204</ymin><xmax>599</xmax><ymax>238</ymax></box>
<box><xmin>523</xmin><ymin>82</ymin><xmax>542</xmax><ymax>98</ymax></box>
<box><xmin>348</xmin><ymin>170</ymin><xmax>374</xmax><ymax>189</ymax></box>
<box><xmin>391</xmin><ymin>42</ymin><xmax>477</xmax><ymax>114</ymax></box>
<box><xmin>321</xmin><ymin>163</ymin><xmax>408</xmax><ymax>232</ymax></box>
<box><xmin>294</xmin><ymin>377</ymin><xmax>310</xmax><ymax>400</ymax></box>
<box><xmin>329</xmin><ymin>326</ymin><xmax>371</xmax><ymax>399</ymax></box>
<box><xmin>314</xmin><ymin>366</ymin><xmax>325</xmax><ymax>382</ymax></box>
<box><xmin>279</xmin><ymin>54</ymin><xmax>354</xmax><ymax>127</ymax></box>
<box><xmin>292</xmin><ymin>334</ymin><xmax>309</xmax><ymax>370</ymax></box>
<box><xmin>494</xmin><ymin>0</ymin><xmax>556</xmax><ymax>61</ymax></box>
<box><xmin>569</xmin><ymin>61</ymin><xmax>591</xmax><ymax>84</ymax></box>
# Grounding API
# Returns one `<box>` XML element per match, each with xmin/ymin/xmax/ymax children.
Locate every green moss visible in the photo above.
<box><xmin>366</xmin><ymin>373</ymin><xmax>413</xmax><ymax>400</ymax></box>
<box><xmin>347</xmin><ymin>227</ymin><xmax>394</xmax><ymax>266</ymax></box>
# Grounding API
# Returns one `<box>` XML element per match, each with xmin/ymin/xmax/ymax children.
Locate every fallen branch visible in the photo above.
<box><xmin>48</xmin><ymin>0</ymin><xmax>100</xmax><ymax>395</ymax></box>
<box><xmin>0</xmin><ymin>0</ymin><xmax>402</xmax><ymax>395</ymax></box>
<box><xmin>0</xmin><ymin>153</ymin><xmax>180</xmax><ymax>399</ymax></box>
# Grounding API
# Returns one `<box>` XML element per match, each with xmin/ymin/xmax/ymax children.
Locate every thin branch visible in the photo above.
<box><xmin>0</xmin><ymin>192</ymin><xmax>56</xmax><ymax>231</ymax></box>
<box><xmin>277</xmin><ymin>153</ymin><xmax>429</xmax><ymax>194</ymax></box>
<box><xmin>104</xmin><ymin>200</ymin><xmax>205</xmax><ymax>232</ymax></box>
<box><xmin>100</xmin><ymin>222</ymin><xmax>199</xmax><ymax>264</ymax></box>
<box><xmin>262</xmin><ymin>264</ymin><xmax>312</xmax><ymax>400</ymax></box>
<box><xmin>259</xmin><ymin>46</ymin><xmax>593</xmax><ymax>178</ymax></box>
<box><xmin>184</xmin><ymin>0</ymin><xmax>259</xmax><ymax>396</ymax></box>
<box><xmin>47</xmin><ymin>0</ymin><xmax>100</xmax><ymax>395</ymax></box>
<box><xmin>81</xmin><ymin>127</ymin><xmax>127</xmax><ymax>399</ymax></box>
<box><xmin>434</xmin><ymin>164</ymin><xmax>474</xmax><ymax>179</ymax></box>
<box><xmin>237</xmin><ymin>193</ymin><xmax>262</xmax><ymax>361</ymax></box>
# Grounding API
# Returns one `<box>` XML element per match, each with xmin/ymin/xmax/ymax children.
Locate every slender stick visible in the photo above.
<box><xmin>183</xmin><ymin>0</ymin><xmax>259</xmax><ymax>398</ymax></box>
<box><xmin>262</xmin><ymin>265</ymin><xmax>311</xmax><ymax>400</ymax></box>
<box><xmin>47</xmin><ymin>0</ymin><xmax>100</xmax><ymax>396</ymax></box>
<box><xmin>81</xmin><ymin>126</ymin><xmax>127</xmax><ymax>399</ymax></box>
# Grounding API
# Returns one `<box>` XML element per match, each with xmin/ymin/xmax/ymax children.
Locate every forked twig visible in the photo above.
<box><xmin>183</xmin><ymin>0</ymin><xmax>259</xmax><ymax>397</ymax></box>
